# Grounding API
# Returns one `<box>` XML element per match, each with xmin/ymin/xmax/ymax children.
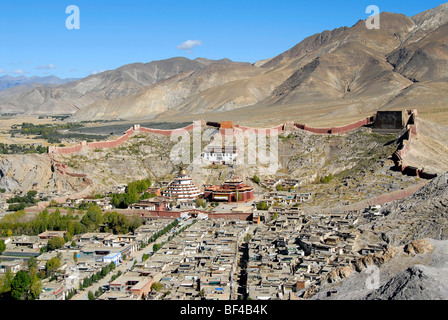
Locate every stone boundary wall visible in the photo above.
<box><xmin>391</xmin><ymin>109</ymin><xmax>437</xmax><ymax>180</ymax></box>
<box><xmin>138</xmin><ymin>123</ymin><xmax>196</xmax><ymax>136</ymax></box>
<box><xmin>47</xmin><ymin>109</ymin><xmax>437</xmax><ymax>180</ymax></box>
<box><xmin>322</xmin><ymin>180</ymin><xmax>430</xmax><ymax>213</ymax></box>
<box><xmin>46</xmin><ymin>115</ymin><xmax>378</xmax><ymax>155</ymax></box>
<box><xmin>48</xmin><ymin>123</ymin><xmax>198</xmax><ymax>155</ymax></box>
<box><xmin>355</xmin><ymin>181</ymin><xmax>430</xmax><ymax>210</ymax></box>
<box><xmin>87</xmin><ymin>127</ymin><xmax>136</xmax><ymax>149</ymax></box>
<box><xmin>207</xmin><ymin>212</ymin><xmax>252</xmax><ymax>220</ymax></box>
<box><xmin>294</xmin><ymin>116</ymin><xmax>374</xmax><ymax>135</ymax></box>
<box><xmin>233</xmin><ymin>124</ymin><xmax>285</xmax><ymax>135</ymax></box>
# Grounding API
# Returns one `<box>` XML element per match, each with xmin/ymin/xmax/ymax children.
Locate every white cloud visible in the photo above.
<box><xmin>177</xmin><ymin>40</ymin><xmax>202</xmax><ymax>52</ymax></box>
<box><xmin>36</xmin><ymin>64</ymin><xmax>55</xmax><ymax>70</ymax></box>
<box><xmin>13</xmin><ymin>69</ymin><xmax>26</xmax><ymax>75</ymax></box>
<box><xmin>0</xmin><ymin>69</ymin><xmax>9</xmax><ymax>74</ymax></box>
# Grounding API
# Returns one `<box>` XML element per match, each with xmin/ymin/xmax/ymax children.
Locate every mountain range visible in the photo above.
<box><xmin>2</xmin><ymin>3</ymin><xmax>448</xmax><ymax>126</ymax></box>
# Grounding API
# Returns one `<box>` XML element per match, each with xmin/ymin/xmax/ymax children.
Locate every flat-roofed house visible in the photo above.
<box><xmin>109</xmin><ymin>272</ymin><xmax>162</xmax><ymax>299</ymax></box>
<box><xmin>38</xmin><ymin>230</ymin><xmax>67</xmax><ymax>240</ymax></box>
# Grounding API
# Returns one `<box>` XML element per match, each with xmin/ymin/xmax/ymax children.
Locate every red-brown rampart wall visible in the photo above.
<box><xmin>293</xmin><ymin>117</ymin><xmax>373</xmax><ymax>135</ymax></box>
<box><xmin>390</xmin><ymin>110</ymin><xmax>437</xmax><ymax>179</ymax></box>
<box><xmin>233</xmin><ymin>124</ymin><xmax>284</xmax><ymax>135</ymax></box>
<box><xmin>48</xmin><ymin>123</ymin><xmax>197</xmax><ymax>154</ymax></box>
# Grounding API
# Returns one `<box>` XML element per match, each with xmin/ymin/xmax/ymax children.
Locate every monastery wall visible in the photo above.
<box><xmin>48</xmin><ymin>123</ymin><xmax>197</xmax><ymax>155</ymax></box>
<box><xmin>390</xmin><ymin>109</ymin><xmax>437</xmax><ymax>180</ymax></box>
<box><xmin>294</xmin><ymin>116</ymin><xmax>373</xmax><ymax>135</ymax></box>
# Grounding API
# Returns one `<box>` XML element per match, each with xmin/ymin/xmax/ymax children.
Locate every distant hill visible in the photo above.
<box><xmin>0</xmin><ymin>75</ymin><xmax>78</xmax><ymax>91</ymax></box>
<box><xmin>0</xmin><ymin>57</ymin><xmax>241</xmax><ymax>115</ymax></box>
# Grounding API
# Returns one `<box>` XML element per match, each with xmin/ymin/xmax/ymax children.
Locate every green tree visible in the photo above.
<box><xmin>0</xmin><ymin>240</ymin><xmax>5</xmax><ymax>254</ymax></box>
<box><xmin>319</xmin><ymin>174</ymin><xmax>334</xmax><ymax>184</ymax></box>
<box><xmin>10</xmin><ymin>270</ymin><xmax>31</xmax><ymax>300</ymax></box>
<box><xmin>81</xmin><ymin>205</ymin><xmax>103</xmax><ymax>231</ymax></box>
<box><xmin>256</xmin><ymin>201</ymin><xmax>269</xmax><ymax>210</ymax></box>
<box><xmin>151</xmin><ymin>282</ymin><xmax>163</xmax><ymax>292</ymax></box>
<box><xmin>28</xmin><ymin>269</ymin><xmax>42</xmax><ymax>300</ymax></box>
<box><xmin>253</xmin><ymin>175</ymin><xmax>260</xmax><ymax>184</ymax></box>
<box><xmin>45</xmin><ymin>257</ymin><xmax>61</xmax><ymax>278</ymax></box>
<box><xmin>27</xmin><ymin>256</ymin><xmax>38</xmax><ymax>271</ymax></box>
<box><xmin>47</xmin><ymin>236</ymin><xmax>66</xmax><ymax>251</ymax></box>
<box><xmin>1</xmin><ymin>268</ymin><xmax>14</xmax><ymax>294</ymax></box>
<box><xmin>88</xmin><ymin>290</ymin><xmax>95</xmax><ymax>300</ymax></box>
<box><xmin>153</xmin><ymin>243</ymin><xmax>161</xmax><ymax>252</ymax></box>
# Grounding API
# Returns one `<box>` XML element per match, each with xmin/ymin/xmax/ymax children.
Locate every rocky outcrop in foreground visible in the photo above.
<box><xmin>358</xmin><ymin>172</ymin><xmax>448</xmax><ymax>246</ymax></box>
<box><xmin>363</xmin><ymin>264</ymin><xmax>448</xmax><ymax>300</ymax></box>
<box><xmin>310</xmin><ymin>239</ymin><xmax>448</xmax><ymax>300</ymax></box>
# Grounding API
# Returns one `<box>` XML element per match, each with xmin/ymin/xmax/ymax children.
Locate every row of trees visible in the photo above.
<box><xmin>0</xmin><ymin>143</ymin><xmax>47</xmax><ymax>154</ymax></box>
<box><xmin>0</xmin><ymin>208</ymin><xmax>86</xmax><ymax>237</ymax></box>
<box><xmin>80</xmin><ymin>205</ymin><xmax>143</xmax><ymax>234</ymax></box>
<box><xmin>79</xmin><ymin>262</ymin><xmax>116</xmax><ymax>292</ymax></box>
<box><xmin>0</xmin><ymin>205</ymin><xmax>143</xmax><ymax>237</ymax></box>
<box><xmin>6</xmin><ymin>190</ymin><xmax>39</xmax><ymax>211</ymax></box>
<box><xmin>11</xmin><ymin>122</ymin><xmax>107</xmax><ymax>144</ymax></box>
<box><xmin>85</xmin><ymin>269</ymin><xmax>122</xmax><ymax>300</ymax></box>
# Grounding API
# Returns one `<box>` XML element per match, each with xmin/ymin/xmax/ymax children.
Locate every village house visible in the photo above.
<box><xmin>0</xmin><ymin>260</ymin><xmax>22</xmax><ymax>274</ymax></box>
<box><xmin>261</xmin><ymin>178</ymin><xmax>283</xmax><ymax>189</ymax></box>
<box><xmin>39</xmin><ymin>283</ymin><xmax>65</xmax><ymax>300</ymax></box>
<box><xmin>129</xmin><ymin>198</ymin><xmax>169</xmax><ymax>211</ymax></box>
<box><xmin>38</xmin><ymin>230</ymin><xmax>67</xmax><ymax>240</ymax></box>
<box><xmin>106</xmin><ymin>271</ymin><xmax>162</xmax><ymax>300</ymax></box>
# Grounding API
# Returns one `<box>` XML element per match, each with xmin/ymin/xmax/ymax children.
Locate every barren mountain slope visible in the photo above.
<box><xmin>402</xmin><ymin>118</ymin><xmax>448</xmax><ymax>173</ymax></box>
<box><xmin>75</xmin><ymin>12</ymin><xmax>420</xmax><ymax>123</ymax></box>
<box><xmin>73</xmin><ymin>61</ymin><xmax>267</xmax><ymax>121</ymax></box>
<box><xmin>0</xmin><ymin>57</ymin><xmax>229</xmax><ymax>115</ymax></box>
<box><xmin>387</xmin><ymin>22</ymin><xmax>448</xmax><ymax>82</ymax></box>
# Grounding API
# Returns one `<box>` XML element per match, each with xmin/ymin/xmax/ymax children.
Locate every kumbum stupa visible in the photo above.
<box><xmin>161</xmin><ymin>166</ymin><xmax>203</xmax><ymax>201</ymax></box>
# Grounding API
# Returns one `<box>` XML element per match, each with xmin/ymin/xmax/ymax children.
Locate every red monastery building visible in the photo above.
<box><xmin>204</xmin><ymin>178</ymin><xmax>254</xmax><ymax>203</ymax></box>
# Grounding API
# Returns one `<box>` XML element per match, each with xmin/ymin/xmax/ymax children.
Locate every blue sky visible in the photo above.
<box><xmin>0</xmin><ymin>0</ymin><xmax>446</xmax><ymax>79</ymax></box>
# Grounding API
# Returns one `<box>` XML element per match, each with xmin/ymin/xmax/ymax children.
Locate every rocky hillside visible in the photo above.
<box><xmin>0</xmin><ymin>154</ymin><xmax>88</xmax><ymax>195</ymax></box>
<box><xmin>311</xmin><ymin>238</ymin><xmax>448</xmax><ymax>300</ymax></box>
<box><xmin>355</xmin><ymin>172</ymin><xmax>448</xmax><ymax>247</ymax></box>
<box><xmin>305</xmin><ymin>172</ymin><xmax>448</xmax><ymax>300</ymax></box>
